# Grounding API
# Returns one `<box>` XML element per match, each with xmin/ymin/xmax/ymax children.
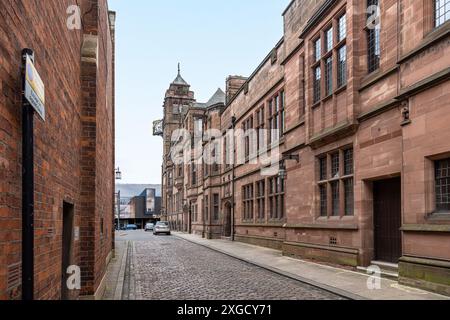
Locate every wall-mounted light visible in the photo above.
<box><xmin>115</xmin><ymin>167</ymin><xmax>122</xmax><ymax>180</ymax></box>
<box><xmin>279</xmin><ymin>154</ymin><xmax>300</xmax><ymax>180</ymax></box>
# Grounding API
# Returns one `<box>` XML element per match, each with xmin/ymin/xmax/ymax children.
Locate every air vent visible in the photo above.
<box><xmin>7</xmin><ymin>263</ymin><xmax>21</xmax><ymax>290</ymax></box>
<box><xmin>329</xmin><ymin>236</ymin><xmax>337</xmax><ymax>246</ymax></box>
<box><xmin>47</xmin><ymin>227</ymin><xmax>55</xmax><ymax>237</ymax></box>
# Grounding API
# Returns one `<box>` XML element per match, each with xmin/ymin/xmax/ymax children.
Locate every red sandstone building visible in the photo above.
<box><xmin>158</xmin><ymin>0</ymin><xmax>450</xmax><ymax>295</ymax></box>
<box><xmin>0</xmin><ymin>0</ymin><xmax>115</xmax><ymax>299</ymax></box>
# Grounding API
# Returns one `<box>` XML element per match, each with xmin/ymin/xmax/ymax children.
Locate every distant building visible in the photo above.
<box><xmin>115</xmin><ymin>185</ymin><xmax>162</xmax><ymax>228</ymax></box>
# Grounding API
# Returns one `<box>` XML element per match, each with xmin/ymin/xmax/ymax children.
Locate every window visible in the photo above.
<box><xmin>191</xmin><ymin>164</ymin><xmax>197</xmax><ymax>186</ymax></box>
<box><xmin>314</xmin><ymin>38</ymin><xmax>322</xmax><ymax>61</ymax></box>
<box><xmin>317</xmin><ymin>148</ymin><xmax>354</xmax><ymax>217</ymax></box>
<box><xmin>243</xmin><ymin>184</ymin><xmax>254</xmax><ymax>221</ymax></box>
<box><xmin>325</xmin><ymin>57</ymin><xmax>333</xmax><ymax>96</ymax></box>
<box><xmin>367</xmin><ymin>0</ymin><xmax>380</xmax><ymax>73</ymax></box>
<box><xmin>331</xmin><ymin>153</ymin><xmax>340</xmax><ymax>178</ymax></box>
<box><xmin>256</xmin><ymin>106</ymin><xmax>265</xmax><ymax>152</ymax></box>
<box><xmin>191</xmin><ymin>203</ymin><xmax>198</xmax><ymax>223</ymax></box>
<box><xmin>268</xmin><ymin>176</ymin><xmax>285</xmax><ymax>220</ymax></box>
<box><xmin>320</xmin><ymin>185</ymin><xmax>328</xmax><ymax>217</ymax></box>
<box><xmin>213</xmin><ymin>194</ymin><xmax>220</xmax><ymax>221</ymax></box>
<box><xmin>325</xmin><ymin>27</ymin><xmax>333</xmax><ymax>52</ymax></box>
<box><xmin>203</xmin><ymin>163</ymin><xmax>209</xmax><ymax>177</ymax></box>
<box><xmin>331</xmin><ymin>181</ymin><xmax>340</xmax><ymax>216</ymax></box>
<box><xmin>256</xmin><ymin>180</ymin><xmax>266</xmax><ymax>220</ymax></box>
<box><xmin>313</xmin><ymin>66</ymin><xmax>321</xmax><ymax>103</ymax></box>
<box><xmin>344</xmin><ymin>148</ymin><xmax>354</xmax><ymax>175</ymax></box>
<box><xmin>268</xmin><ymin>91</ymin><xmax>285</xmax><ymax>143</ymax></box>
<box><xmin>212</xmin><ymin>147</ymin><xmax>220</xmax><ymax>174</ymax></box>
<box><xmin>435</xmin><ymin>158</ymin><xmax>450</xmax><ymax>212</ymax></box>
<box><xmin>243</xmin><ymin>116</ymin><xmax>254</xmax><ymax>159</ymax></box>
<box><xmin>319</xmin><ymin>157</ymin><xmax>327</xmax><ymax>181</ymax></box>
<box><xmin>204</xmin><ymin>195</ymin><xmax>210</xmax><ymax>223</ymax></box>
<box><xmin>338</xmin><ymin>14</ymin><xmax>347</xmax><ymax>42</ymax></box>
<box><xmin>435</xmin><ymin>0</ymin><xmax>450</xmax><ymax>27</ymax></box>
<box><xmin>344</xmin><ymin>178</ymin><xmax>354</xmax><ymax>216</ymax></box>
<box><xmin>337</xmin><ymin>45</ymin><xmax>347</xmax><ymax>88</ymax></box>
<box><xmin>280</xmin><ymin>91</ymin><xmax>286</xmax><ymax>136</ymax></box>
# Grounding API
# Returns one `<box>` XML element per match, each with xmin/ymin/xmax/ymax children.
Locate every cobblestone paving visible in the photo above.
<box><xmin>128</xmin><ymin>235</ymin><xmax>345</xmax><ymax>300</ymax></box>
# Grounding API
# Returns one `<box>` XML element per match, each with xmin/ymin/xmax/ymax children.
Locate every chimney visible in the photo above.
<box><xmin>226</xmin><ymin>76</ymin><xmax>248</xmax><ymax>104</ymax></box>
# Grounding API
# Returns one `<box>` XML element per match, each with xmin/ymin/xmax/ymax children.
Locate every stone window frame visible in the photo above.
<box><xmin>317</xmin><ymin>146</ymin><xmax>355</xmax><ymax>219</ymax></box>
<box><xmin>204</xmin><ymin>195</ymin><xmax>209</xmax><ymax>224</ymax></box>
<box><xmin>268</xmin><ymin>90</ymin><xmax>285</xmax><ymax>144</ymax></box>
<box><xmin>310</xmin><ymin>6</ymin><xmax>348</xmax><ymax>106</ymax></box>
<box><xmin>242</xmin><ymin>183</ymin><xmax>255</xmax><ymax>222</ymax></box>
<box><xmin>299</xmin><ymin>54</ymin><xmax>306</xmax><ymax>118</ymax></box>
<box><xmin>213</xmin><ymin>193</ymin><xmax>220</xmax><ymax>222</ymax></box>
<box><xmin>191</xmin><ymin>163</ymin><xmax>197</xmax><ymax>187</ymax></box>
<box><xmin>425</xmin><ymin>153</ymin><xmax>450</xmax><ymax>217</ymax></box>
<box><xmin>365</xmin><ymin>0</ymin><xmax>381</xmax><ymax>74</ymax></box>
<box><xmin>255</xmin><ymin>105</ymin><xmax>266</xmax><ymax>153</ymax></box>
<box><xmin>268</xmin><ymin>176</ymin><xmax>286</xmax><ymax>221</ymax></box>
<box><xmin>191</xmin><ymin>202</ymin><xmax>198</xmax><ymax>223</ymax></box>
<box><xmin>242</xmin><ymin>115</ymin><xmax>254</xmax><ymax>161</ymax></box>
<box><xmin>256</xmin><ymin>179</ymin><xmax>266</xmax><ymax>222</ymax></box>
<box><xmin>435</xmin><ymin>0</ymin><xmax>450</xmax><ymax>28</ymax></box>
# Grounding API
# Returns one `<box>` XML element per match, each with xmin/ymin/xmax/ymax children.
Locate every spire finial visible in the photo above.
<box><xmin>178</xmin><ymin>62</ymin><xmax>181</xmax><ymax>76</ymax></box>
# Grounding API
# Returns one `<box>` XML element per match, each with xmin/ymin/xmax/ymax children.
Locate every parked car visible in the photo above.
<box><xmin>153</xmin><ymin>221</ymin><xmax>171</xmax><ymax>236</ymax></box>
<box><xmin>145</xmin><ymin>223</ymin><xmax>155</xmax><ymax>232</ymax></box>
<box><xmin>125</xmin><ymin>224</ymin><xmax>138</xmax><ymax>230</ymax></box>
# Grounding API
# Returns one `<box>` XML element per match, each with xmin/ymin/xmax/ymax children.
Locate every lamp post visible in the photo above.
<box><xmin>115</xmin><ymin>167</ymin><xmax>122</xmax><ymax>230</ymax></box>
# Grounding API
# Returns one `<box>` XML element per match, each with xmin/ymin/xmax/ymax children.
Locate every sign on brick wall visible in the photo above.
<box><xmin>24</xmin><ymin>55</ymin><xmax>45</xmax><ymax>121</ymax></box>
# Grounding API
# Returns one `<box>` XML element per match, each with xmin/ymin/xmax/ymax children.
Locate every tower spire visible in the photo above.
<box><xmin>178</xmin><ymin>62</ymin><xmax>181</xmax><ymax>76</ymax></box>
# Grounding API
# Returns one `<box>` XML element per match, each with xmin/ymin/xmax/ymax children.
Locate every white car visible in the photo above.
<box><xmin>145</xmin><ymin>223</ymin><xmax>155</xmax><ymax>232</ymax></box>
<box><xmin>153</xmin><ymin>221</ymin><xmax>171</xmax><ymax>236</ymax></box>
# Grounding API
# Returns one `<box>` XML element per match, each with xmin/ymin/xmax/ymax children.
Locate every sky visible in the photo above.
<box><xmin>109</xmin><ymin>0</ymin><xmax>291</xmax><ymax>184</ymax></box>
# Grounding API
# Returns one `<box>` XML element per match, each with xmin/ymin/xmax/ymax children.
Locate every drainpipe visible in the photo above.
<box><xmin>21</xmin><ymin>48</ymin><xmax>35</xmax><ymax>301</ymax></box>
<box><xmin>231</xmin><ymin>116</ymin><xmax>237</xmax><ymax>242</ymax></box>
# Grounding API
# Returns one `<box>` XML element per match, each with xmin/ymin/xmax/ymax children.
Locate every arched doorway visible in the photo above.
<box><xmin>223</xmin><ymin>201</ymin><xmax>232</xmax><ymax>238</ymax></box>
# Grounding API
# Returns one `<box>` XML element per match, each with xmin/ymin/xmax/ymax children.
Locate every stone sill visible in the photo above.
<box><xmin>402</xmin><ymin>224</ymin><xmax>450</xmax><ymax>233</ymax></box>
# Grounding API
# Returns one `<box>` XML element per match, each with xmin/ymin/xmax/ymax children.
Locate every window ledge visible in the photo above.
<box><xmin>322</xmin><ymin>93</ymin><xmax>333</xmax><ymax>103</ymax></box>
<box><xmin>334</xmin><ymin>84</ymin><xmax>347</xmax><ymax>95</ymax></box>
<box><xmin>426</xmin><ymin>212</ymin><xmax>450</xmax><ymax>222</ymax></box>
<box><xmin>311</xmin><ymin>101</ymin><xmax>321</xmax><ymax>109</ymax></box>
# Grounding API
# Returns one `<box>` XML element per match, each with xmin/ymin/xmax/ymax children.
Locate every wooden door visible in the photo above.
<box><xmin>374</xmin><ymin>178</ymin><xmax>402</xmax><ymax>263</ymax></box>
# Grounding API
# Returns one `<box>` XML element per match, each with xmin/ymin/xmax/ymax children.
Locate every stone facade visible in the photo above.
<box><xmin>0</xmin><ymin>0</ymin><xmax>115</xmax><ymax>300</ymax></box>
<box><xmin>158</xmin><ymin>0</ymin><xmax>450</xmax><ymax>295</ymax></box>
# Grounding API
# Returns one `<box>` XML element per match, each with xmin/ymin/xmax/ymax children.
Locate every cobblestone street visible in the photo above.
<box><xmin>119</xmin><ymin>231</ymin><xmax>344</xmax><ymax>300</ymax></box>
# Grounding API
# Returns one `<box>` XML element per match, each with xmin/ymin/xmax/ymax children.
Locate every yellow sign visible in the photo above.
<box><xmin>25</xmin><ymin>55</ymin><xmax>45</xmax><ymax>120</ymax></box>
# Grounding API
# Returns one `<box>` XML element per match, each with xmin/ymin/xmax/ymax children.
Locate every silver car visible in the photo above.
<box><xmin>145</xmin><ymin>223</ymin><xmax>154</xmax><ymax>232</ymax></box>
<box><xmin>153</xmin><ymin>221</ymin><xmax>171</xmax><ymax>236</ymax></box>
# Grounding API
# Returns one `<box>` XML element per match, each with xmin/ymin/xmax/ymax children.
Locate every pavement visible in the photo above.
<box><xmin>102</xmin><ymin>239</ymin><xmax>128</xmax><ymax>300</ymax></box>
<box><xmin>101</xmin><ymin>230</ymin><xmax>449</xmax><ymax>300</ymax></box>
<box><xmin>173</xmin><ymin>232</ymin><xmax>449</xmax><ymax>300</ymax></box>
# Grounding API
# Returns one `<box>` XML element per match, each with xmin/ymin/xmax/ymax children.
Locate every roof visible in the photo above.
<box><xmin>205</xmin><ymin>88</ymin><xmax>225</xmax><ymax>107</ymax></box>
<box><xmin>116</xmin><ymin>184</ymin><xmax>162</xmax><ymax>197</ymax></box>
<box><xmin>172</xmin><ymin>63</ymin><xmax>189</xmax><ymax>86</ymax></box>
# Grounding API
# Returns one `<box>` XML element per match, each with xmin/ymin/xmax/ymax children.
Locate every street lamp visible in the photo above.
<box><xmin>115</xmin><ymin>167</ymin><xmax>122</xmax><ymax>230</ymax></box>
<box><xmin>115</xmin><ymin>167</ymin><xmax>122</xmax><ymax>180</ymax></box>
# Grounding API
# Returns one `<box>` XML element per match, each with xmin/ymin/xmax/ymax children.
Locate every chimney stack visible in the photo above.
<box><xmin>226</xmin><ymin>75</ymin><xmax>248</xmax><ymax>104</ymax></box>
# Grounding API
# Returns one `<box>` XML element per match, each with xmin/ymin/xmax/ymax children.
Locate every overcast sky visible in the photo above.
<box><xmin>109</xmin><ymin>0</ymin><xmax>291</xmax><ymax>184</ymax></box>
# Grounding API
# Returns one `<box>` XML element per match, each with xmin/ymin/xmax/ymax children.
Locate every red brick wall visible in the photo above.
<box><xmin>0</xmin><ymin>0</ymin><xmax>114</xmax><ymax>300</ymax></box>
